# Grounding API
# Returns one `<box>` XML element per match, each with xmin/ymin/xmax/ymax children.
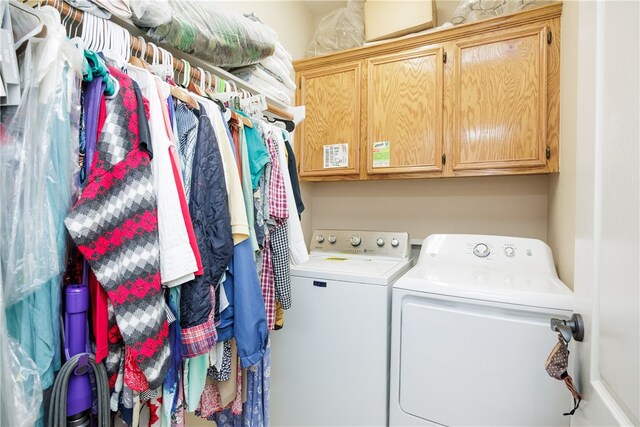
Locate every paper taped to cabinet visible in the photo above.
<box><xmin>323</xmin><ymin>143</ymin><xmax>348</xmax><ymax>168</ymax></box>
<box><xmin>372</xmin><ymin>141</ymin><xmax>390</xmax><ymax>167</ymax></box>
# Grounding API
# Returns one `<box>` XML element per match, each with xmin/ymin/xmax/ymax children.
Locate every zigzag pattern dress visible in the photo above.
<box><xmin>65</xmin><ymin>67</ymin><xmax>170</xmax><ymax>389</ymax></box>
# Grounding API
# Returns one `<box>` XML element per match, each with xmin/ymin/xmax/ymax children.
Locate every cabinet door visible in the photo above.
<box><xmin>366</xmin><ymin>47</ymin><xmax>444</xmax><ymax>177</ymax></box>
<box><xmin>297</xmin><ymin>62</ymin><xmax>361</xmax><ymax>179</ymax></box>
<box><xmin>448</xmin><ymin>24</ymin><xmax>550</xmax><ymax>175</ymax></box>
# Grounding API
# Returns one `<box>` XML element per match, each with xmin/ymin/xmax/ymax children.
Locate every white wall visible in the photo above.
<box><xmin>313</xmin><ymin>176</ymin><xmax>549</xmax><ymax>242</ymax></box>
<box><xmin>547</xmin><ymin>0</ymin><xmax>577</xmax><ymax>288</ymax></box>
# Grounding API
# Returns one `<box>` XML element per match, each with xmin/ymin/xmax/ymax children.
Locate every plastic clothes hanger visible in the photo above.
<box><xmin>186</xmin><ymin>63</ymin><xmax>203</xmax><ymax>96</ymax></box>
<box><xmin>128</xmin><ymin>36</ymin><xmax>148</xmax><ymax>69</ymax></box>
<box><xmin>170</xmin><ymin>59</ymin><xmax>198</xmax><ymax>110</ymax></box>
<box><xmin>196</xmin><ymin>67</ymin><xmax>205</xmax><ymax>93</ymax></box>
<box><xmin>9</xmin><ymin>1</ymin><xmax>47</xmax><ymax>52</ymax></box>
<box><xmin>81</xmin><ymin>11</ymin><xmax>93</xmax><ymax>50</ymax></box>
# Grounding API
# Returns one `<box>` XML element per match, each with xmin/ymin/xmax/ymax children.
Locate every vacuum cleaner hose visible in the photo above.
<box><xmin>48</xmin><ymin>354</ymin><xmax>110</xmax><ymax>427</ymax></box>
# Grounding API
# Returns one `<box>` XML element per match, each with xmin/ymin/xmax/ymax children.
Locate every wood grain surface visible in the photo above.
<box><xmin>451</xmin><ymin>25</ymin><xmax>548</xmax><ymax>172</ymax></box>
<box><xmin>367</xmin><ymin>47</ymin><xmax>443</xmax><ymax>175</ymax></box>
<box><xmin>294</xmin><ymin>5</ymin><xmax>562</xmax><ymax>181</ymax></box>
<box><xmin>298</xmin><ymin>62</ymin><xmax>361</xmax><ymax>177</ymax></box>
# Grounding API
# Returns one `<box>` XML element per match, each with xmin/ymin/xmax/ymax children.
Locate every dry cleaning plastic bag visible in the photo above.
<box><xmin>147</xmin><ymin>0</ymin><xmax>277</xmax><ymax>68</ymax></box>
<box><xmin>0</xmin><ymin>268</ymin><xmax>43</xmax><ymax>427</ymax></box>
<box><xmin>306</xmin><ymin>0</ymin><xmax>365</xmax><ymax>57</ymax></box>
<box><xmin>449</xmin><ymin>0</ymin><xmax>540</xmax><ymax>25</ymax></box>
<box><xmin>129</xmin><ymin>0</ymin><xmax>171</xmax><ymax>28</ymax></box>
<box><xmin>0</xmin><ymin>5</ymin><xmax>81</xmax><ymax>305</ymax></box>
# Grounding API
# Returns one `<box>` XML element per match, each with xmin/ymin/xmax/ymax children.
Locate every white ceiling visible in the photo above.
<box><xmin>304</xmin><ymin>1</ymin><xmax>347</xmax><ymax>16</ymax></box>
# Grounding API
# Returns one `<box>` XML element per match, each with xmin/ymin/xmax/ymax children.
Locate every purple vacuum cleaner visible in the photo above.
<box><xmin>64</xmin><ymin>263</ymin><xmax>93</xmax><ymax>427</ymax></box>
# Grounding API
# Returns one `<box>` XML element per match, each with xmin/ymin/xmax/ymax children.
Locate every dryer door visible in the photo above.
<box><xmin>398</xmin><ymin>293</ymin><xmax>572</xmax><ymax>426</ymax></box>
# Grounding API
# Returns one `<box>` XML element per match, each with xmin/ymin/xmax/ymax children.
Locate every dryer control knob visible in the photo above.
<box><xmin>473</xmin><ymin>243</ymin><xmax>490</xmax><ymax>257</ymax></box>
<box><xmin>504</xmin><ymin>246</ymin><xmax>515</xmax><ymax>257</ymax></box>
<box><xmin>350</xmin><ymin>235</ymin><xmax>362</xmax><ymax>246</ymax></box>
<box><xmin>328</xmin><ymin>235</ymin><xmax>337</xmax><ymax>244</ymax></box>
<box><xmin>376</xmin><ymin>238</ymin><xmax>385</xmax><ymax>247</ymax></box>
<box><xmin>316</xmin><ymin>235</ymin><xmax>325</xmax><ymax>243</ymax></box>
<box><xmin>391</xmin><ymin>238</ymin><xmax>400</xmax><ymax>247</ymax></box>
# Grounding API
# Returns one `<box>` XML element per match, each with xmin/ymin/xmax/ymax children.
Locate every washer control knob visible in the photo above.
<box><xmin>376</xmin><ymin>238</ymin><xmax>385</xmax><ymax>247</ymax></box>
<box><xmin>350</xmin><ymin>235</ymin><xmax>362</xmax><ymax>246</ymax></box>
<box><xmin>473</xmin><ymin>243</ymin><xmax>490</xmax><ymax>258</ymax></box>
<box><xmin>391</xmin><ymin>238</ymin><xmax>400</xmax><ymax>247</ymax></box>
<box><xmin>316</xmin><ymin>235</ymin><xmax>325</xmax><ymax>243</ymax></box>
<box><xmin>328</xmin><ymin>235</ymin><xmax>337</xmax><ymax>244</ymax></box>
<box><xmin>504</xmin><ymin>246</ymin><xmax>515</xmax><ymax>257</ymax></box>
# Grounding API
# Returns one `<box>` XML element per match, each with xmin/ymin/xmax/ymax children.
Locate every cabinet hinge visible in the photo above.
<box><xmin>546</xmin><ymin>146</ymin><xmax>551</xmax><ymax>160</ymax></box>
<box><xmin>443</xmin><ymin>52</ymin><xmax>447</xmax><ymax>64</ymax></box>
<box><xmin>547</xmin><ymin>31</ymin><xmax>552</xmax><ymax>45</ymax></box>
<box><xmin>442</xmin><ymin>153</ymin><xmax>447</xmax><ymax>165</ymax></box>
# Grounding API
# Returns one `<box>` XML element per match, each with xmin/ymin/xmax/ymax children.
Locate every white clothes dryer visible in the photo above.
<box><xmin>390</xmin><ymin>234</ymin><xmax>574</xmax><ymax>427</ymax></box>
<box><xmin>271</xmin><ymin>230</ymin><xmax>412</xmax><ymax>426</ymax></box>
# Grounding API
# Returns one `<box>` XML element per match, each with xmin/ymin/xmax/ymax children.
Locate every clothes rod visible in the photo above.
<box><xmin>25</xmin><ymin>0</ymin><xmax>295</xmax><ymax>120</ymax></box>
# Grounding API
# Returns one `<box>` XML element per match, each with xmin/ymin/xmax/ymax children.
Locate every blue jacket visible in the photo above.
<box><xmin>217</xmin><ymin>238</ymin><xmax>268</xmax><ymax>368</ymax></box>
<box><xmin>180</xmin><ymin>105</ymin><xmax>234</xmax><ymax>357</ymax></box>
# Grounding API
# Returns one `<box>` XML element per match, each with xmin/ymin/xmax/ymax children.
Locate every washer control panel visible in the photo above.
<box><xmin>311</xmin><ymin>230</ymin><xmax>410</xmax><ymax>259</ymax></box>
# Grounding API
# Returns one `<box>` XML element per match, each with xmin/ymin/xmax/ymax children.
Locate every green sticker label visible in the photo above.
<box><xmin>372</xmin><ymin>141</ymin><xmax>390</xmax><ymax>167</ymax></box>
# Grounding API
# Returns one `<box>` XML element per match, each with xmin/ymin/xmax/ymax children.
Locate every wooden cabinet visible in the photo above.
<box><xmin>366</xmin><ymin>46</ymin><xmax>444</xmax><ymax>178</ymax></box>
<box><xmin>297</xmin><ymin>61</ymin><xmax>362</xmax><ymax>179</ymax></box>
<box><xmin>293</xmin><ymin>3</ymin><xmax>562</xmax><ymax>181</ymax></box>
<box><xmin>447</xmin><ymin>22</ymin><xmax>554</xmax><ymax>175</ymax></box>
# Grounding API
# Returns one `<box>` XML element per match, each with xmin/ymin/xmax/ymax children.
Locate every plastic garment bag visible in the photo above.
<box><xmin>1</xmin><ymin>7</ymin><xmax>82</xmax><ymax>425</ymax></box>
<box><xmin>146</xmin><ymin>0</ymin><xmax>277</xmax><ymax>68</ymax></box>
<box><xmin>0</xmin><ymin>5</ymin><xmax>82</xmax><ymax>306</ymax></box>
<box><xmin>0</xmin><ymin>271</ymin><xmax>42</xmax><ymax>427</ymax></box>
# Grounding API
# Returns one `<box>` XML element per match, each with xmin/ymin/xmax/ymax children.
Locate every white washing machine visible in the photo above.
<box><xmin>271</xmin><ymin>230</ymin><xmax>412</xmax><ymax>426</ymax></box>
<box><xmin>390</xmin><ymin>234</ymin><xmax>574</xmax><ymax>427</ymax></box>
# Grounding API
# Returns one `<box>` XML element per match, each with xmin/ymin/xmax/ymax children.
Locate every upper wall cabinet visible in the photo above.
<box><xmin>447</xmin><ymin>23</ymin><xmax>555</xmax><ymax>175</ymax></box>
<box><xmin>297</xmin><ymin>61</ymin><xmax>362</xmax><ymax>179</ymax></box>
<box><xmin>293</xmin><ymin>3</ymin><xmax>562</xmax><ymax>181</ymax></box>
<box><xmin>366</xmin><ymin>46</ymin><xmax>444</xmax><ymax>178</ymax></box>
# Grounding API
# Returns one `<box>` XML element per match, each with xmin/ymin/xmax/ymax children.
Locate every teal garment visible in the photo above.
<box><xmin>162</xmin><ymin>286</ymin><xmax>182</xmax><ymax>426</ymax></box>
<box><xmin>244</xmin><ymin>123</ymin><xmax>271</xmax><ymax>190</ymax></box>
<box><xmin>240</xmin><ymin>126</ymin><xmax>259</xmax><ymax>253</ymax></box>
<box><xmin>187</xmin><ymin>354</ymin><xmax>209</xmax><ymax>412</ymax></box>
<box><xmin>5</xmin><ymin>67</ymin><xmax>75</xmax><ymax>427</ymax></box>
<box><xmin>5</xmin><ymin>67</ymin><xmax>74</xmax><ymax>389</ymax></box>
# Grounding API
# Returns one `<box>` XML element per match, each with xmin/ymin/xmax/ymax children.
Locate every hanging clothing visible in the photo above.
<box><xmin>65</xmin><ymin>68</ymin><xmax>170</xmax><ymax>389</ymax></box>
<box><xmin>202</xmin><ymin>99</ymin><xmax>250</xmax><ymax>246</ymax></box>
<box><xmin>2</xmin><ymin>16</ymin><xmax>83</xmax><ymax>421</ymax></box>
<box><xmin>274</xmin><ymin>129</ymin><xmax>310</xmax><ymax>267</ymax></box>
<box><xmin>284</xmin><ymin>139</ymin><xmax>305</xmax><ymax>216</ymax></box>
<box><xmin>174</xmin><ymin>103</ymin><xmax>199</xmax><ymax>203</ymax></box>
<box><xmin>179</xmin><ymin>104</ymin><xmax>233</xmax><ymax>358</ymax></box>
<box><xmin>244</xmin><ymin>123</ymin><xmax>271</xmax><ymax>190</ymax></box>
<box><xmin>83</xmin><ymin>75</ymin><xmax>109</xmax><ymax>364</ymax></box>
<box><xmin>125</xmin><ymin>66</ymin><xmax>198</xmax><ymax>287</ymax></box>
<box><xmin>214</xmin><ymin>335</ymin><xmax>271</xmax><ymax>427</ymax></box>
<box><xmin>156</xmin><ymin>79</ymin><xmax>204</xmax><ymax>279</ymax></box>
